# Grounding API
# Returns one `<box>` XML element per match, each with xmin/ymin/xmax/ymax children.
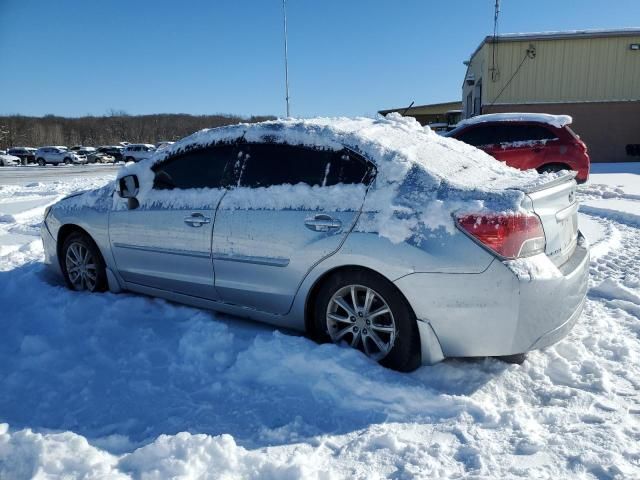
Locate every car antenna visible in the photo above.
<box><xmin>401</xmin><ymin>101</ymin><xmax>415</xmax><ymax>116</ymax></box>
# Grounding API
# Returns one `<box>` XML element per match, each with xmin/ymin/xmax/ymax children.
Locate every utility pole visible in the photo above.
<box><xmin>282</xmin><ymin>0</ymin><xmax>291</xmax><ymax>117</ymax></box>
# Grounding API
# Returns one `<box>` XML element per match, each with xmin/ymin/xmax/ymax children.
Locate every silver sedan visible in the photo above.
<box><xmin>41</xmin><ymin>117</ymin><xmax>589</xmax><ymax>371</ymax></box>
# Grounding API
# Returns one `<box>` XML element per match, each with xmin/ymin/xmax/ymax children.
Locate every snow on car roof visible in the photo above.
<box><xmin>120</xmin><ymin>113</ymin><xmax>548</xmax><ymax>192</ymax></box>
<box><xmin>456</xmin><ymin>113</ymin><xmax>573</xmax><ymax>129</ymax></box>
<box><xmin>110</xmin><ymin>114</ymin><xmax>563</xmax><ymax>243</ymax></box>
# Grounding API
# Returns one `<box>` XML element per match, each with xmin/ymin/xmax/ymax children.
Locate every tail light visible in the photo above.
<box><xmin>456</xmin><ymin>213</ymin><xmax>546</xmax><ymax>259</ymax></box>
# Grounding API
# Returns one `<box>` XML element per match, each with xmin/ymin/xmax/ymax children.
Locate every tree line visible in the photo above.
<box><xmin>0</xmin><ymin>112</ymin><xmax>276</xmax><ymax>149</ymax></box>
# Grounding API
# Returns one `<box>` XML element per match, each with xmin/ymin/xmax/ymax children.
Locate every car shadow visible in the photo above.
<box><xmin>0</xmin><ymin>262</ymin><xmax>505</xmax><ymax>454</ymax></box>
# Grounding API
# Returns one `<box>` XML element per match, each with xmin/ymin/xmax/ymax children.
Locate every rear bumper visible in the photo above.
<box><xmin>575</xmin><ymin>166</ymin><xmax>589</xmax><ymax>183</ymax></box>
<box><xmin>395</xmin><ymin>234</ymin><xmax>590</xmax><ymax>360</ymax></box>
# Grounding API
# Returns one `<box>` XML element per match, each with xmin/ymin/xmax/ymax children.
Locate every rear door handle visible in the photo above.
<box><xmin>184</xmin><ymin>212</ymin><xmax>211</xmax><ymax>227</ymax></box>
<box><xmin>304</xmin><ymin>214</ymin><xmax>342</xmax><ymax>232</ymax></box>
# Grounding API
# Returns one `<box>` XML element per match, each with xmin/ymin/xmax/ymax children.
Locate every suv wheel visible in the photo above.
<box><xmin>314</xmin><ymin>270</ymin><xmax>421</xmax><ymax>372</ymax></box>
<box><xmin>61</xmin><ymin>232</ymin><xmax>108</xmax><ymax>292</ymax></box>
<box><xmin>64</xmin><ymin>157</ymin><xmax>72</xmax><ymax>165</ymax></box>
<box><xmin>125</xmin><ymin>156</ymin><xmax>135</xmax><ymax>163</ymax></box>
<box><xmin>37</xmin><ymin>158</ymin><xmax>46</xmax><ymax>166</ymax></box>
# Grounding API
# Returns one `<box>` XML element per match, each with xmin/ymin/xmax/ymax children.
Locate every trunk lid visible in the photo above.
<box><xmin>522</xmin><ymin>174</ymin><xmax>579</xmax><ymax>266</ymax></box>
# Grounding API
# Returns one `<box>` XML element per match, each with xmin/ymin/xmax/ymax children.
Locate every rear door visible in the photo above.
<box><xmin>212</xmin><ymin>143</ymin><xmax>373</xmax><ymax>314</ymax></box>
<box><xmin>109</xmin><ymin>144</ymin><xmax>235</xmax><ymax>299</ymax></box>
<box><xmin>490</xmin><ymin>124</ymin><xmax>559</xmax><ymax>170</ymax></box>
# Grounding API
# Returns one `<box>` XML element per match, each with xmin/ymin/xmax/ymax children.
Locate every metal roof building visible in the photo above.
<box><xmin>463</xmin><ymin>28</ymin><xmax>640</xmax><ymax>162</ymax></box>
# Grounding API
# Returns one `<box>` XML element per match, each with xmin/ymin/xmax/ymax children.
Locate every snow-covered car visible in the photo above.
<box><xmin>35</xmin><ymin>147</ymin><xmax>87</xmax><ymax>166</ymax></box>
<box><xmin>41</xmin><ymin>116</ymin><xmax>589</xmax><ymax>371</ymax></box>
<box><xmin>0</xmin><ymin>153</ymin><xmax>21</xmax><ymax>166</ymax></box>
<box><xmin>7</xmin><ymin>147</ymin><xmax>37</xmax><ymax>164</ymax></box>
<box><xmin>97</xmin><ymin>146</ymin><xmax>124</xmax><ymax>162</ymax></box>
<box><xmin>86</xmin><ymin>151</ymin><xmax>115</xmax><ymax>164</ymax></box>
<box><xmin>446</xmin><ymin>113</ymin><xmax>590</xmax><ymax>183</ymax></box>
<box><xmin>122</xmin><ymin>144</ymin><xmax>155</xmax><ymax>162</ymax></box>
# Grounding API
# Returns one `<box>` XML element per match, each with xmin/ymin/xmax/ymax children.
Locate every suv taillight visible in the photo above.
<box><xmin>456</xmin><ymin>213</ymin><xmax>546</xmax><ymax>259</ymax></box>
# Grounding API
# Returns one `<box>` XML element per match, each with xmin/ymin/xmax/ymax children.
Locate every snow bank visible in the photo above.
<box><xmin>2</xmin><ymin>173</ymin><xmax>640</xmax><ymax>478</ymax></box>
<box><xmin>456</xmin><ymin>113</ymin><xmax>573</xmax><ymax>129</ymax></box>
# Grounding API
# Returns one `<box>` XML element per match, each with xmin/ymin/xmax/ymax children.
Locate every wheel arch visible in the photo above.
<box><xmin>303</xmin><ymin>264</ymin><xmax>418</xmax><ymax>339</ymax></box>
<box><xmin>56</xmin><ymin>224</ymin><xmax>100</xmax><ymax>269</ymax></box>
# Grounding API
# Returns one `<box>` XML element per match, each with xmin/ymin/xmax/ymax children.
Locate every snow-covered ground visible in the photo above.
<box><xmin>0</xmin><ymin>163</ymin><xmax>639</xmax><ymax>479</ymax></box>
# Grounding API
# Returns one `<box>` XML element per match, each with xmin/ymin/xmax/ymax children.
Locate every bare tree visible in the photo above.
<box><xmin>0</xmin><ymin>113</ymin><xmax>275</xmax><ymax>149</ymax></box>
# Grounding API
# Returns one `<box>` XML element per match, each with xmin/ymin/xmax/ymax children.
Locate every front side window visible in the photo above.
<box><xmin>236</xmin><ymin>143</ymin><xmax>373</xmax><ymax>188</ymax></box>
<box><xmin>152</xmin><ymin>144</ymin><xmax>236</xmax><ymax>190</ymax></box>
<box><xmin>495</xmin><ymin>124</ymin><xmax>558</xmax><ymax>144</ymax></box>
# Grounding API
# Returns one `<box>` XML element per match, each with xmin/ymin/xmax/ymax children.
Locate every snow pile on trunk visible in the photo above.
<box><xmin>456</xmin><ymin>113</ymin><xmax>573</xmax><ymax>129</ymax></box>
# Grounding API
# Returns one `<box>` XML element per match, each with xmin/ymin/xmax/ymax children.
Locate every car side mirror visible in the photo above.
<box><xmin>118</xmin><ymin>174</ymin><xmax>139</xmax><ymax>198</ymax></box>
<box><xmin>118</xmin><ymin>175</ymin><xmax>140</xmax><ymax>209</ymax></box>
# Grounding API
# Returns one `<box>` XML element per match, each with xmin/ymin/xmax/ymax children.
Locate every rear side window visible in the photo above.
<box><xmin>458</xmin><ymin>124</ymin><xmax>558</xmax><ymax>147</ymax></box>
<box><xmin>236</xmin><ymin>143</ymin><xmax>372</xmax><ymax>188</ymax></box>
<box><xmin>497</xmin><ymin>125</ymin><xmax>558</xmax><ymax>143</ymax></box>
<box><xmin>152</xmin><ymin>145</ymin><xmax>235</xmax><ymax>190</ymax></box>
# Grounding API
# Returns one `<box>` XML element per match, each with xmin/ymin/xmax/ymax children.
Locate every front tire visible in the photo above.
<box><xmin>64</xmin><ymin>157</ymin><xmax>72</xmax><ymax>165</ymax></box>
<box><xmin>125</xmin><ymin>156</ymin><xmax>135</xmax><ymax>163</ymax></box>
<box><xmin>314</xmin><ymin>270</ymin><xmax>421</xmax><ymax>372</ymax></box>
<box><xmin>37</xmin><ymin>158</ymin><xmax>46</xmax><ymax>166</ymax></box>
<box><xmin>61</xmin><ymin>232</ymin><xmax>108</xmax><ymax>292</ymax></box>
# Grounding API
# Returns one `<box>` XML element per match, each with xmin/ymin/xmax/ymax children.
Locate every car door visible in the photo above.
<box><xmin>109</xmin><ymin>144</ymin><xmax>236</xmax><ymax>299</ymax></box>
<box><xmin>491</xmin><ymin>124</ymin><xmax>559</xmax><ymax>170</ymax></box>
<box><xmin>212</xmin><ymin>143</ymin><xmax>374</xmax><ymax>314</ymax></box>
<box><xmin>52</xmin><ymin>148</ymin><xmax>66</xmax><ymax>163</ymax></box>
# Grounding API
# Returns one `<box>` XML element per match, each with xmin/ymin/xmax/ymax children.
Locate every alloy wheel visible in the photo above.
<box><xmin>65</xmin><ymin>241</ymin><xmax>98</xmax><ymax>291</ymax></box>
<box><xmin>326</xmin><ymin>284</ymin><xmax>397</xmax><ymax>360</ymax></box>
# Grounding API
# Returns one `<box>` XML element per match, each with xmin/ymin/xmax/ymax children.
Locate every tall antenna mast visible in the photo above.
<box><xmin>282</xmin><ymin>0</ymin><xmax>291</xmax><ymax>117</ymax></box>
<box><xmin>491</xmin><ymin>0</ymin><xmax>500</xmax><ymax>81</ymax></box>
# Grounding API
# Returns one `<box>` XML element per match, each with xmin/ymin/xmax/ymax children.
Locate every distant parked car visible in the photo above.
<box><xmin>0</xmin><ymin>153</ymin><xmax>21</xmax><ymax>166</ymax></box>
<box><xmin>7</xmin><ymin>147</ymin><xmax>37</xmax><ymax>165</ymax></box>
<box><xmin>446</xmin><ymin>113</ymin><xmax>590</xmax><ymax>183</ymax></box>
<box><xmin>86</xmin><ymin>151</ymin><xmax>115</xmax><ymax>164</ymax></box>
<box><xmin>35</xmin><ymin>147</ymin><xmax>87</xmax><ymax>166</ymax></box>
<box><xmin>122</xmin><ymin>144</ymin><xmax>156</xmax><ymax>162</ymax></box>
<box><xmin>97</xmin><ymin>146</ymin><xmax>124</xmax><ymax>162</ymax></box>
<box><xmin>155</xmin><ymin>141</ymin><xmax>175</xmax><ymax>151</ymax></box>
<box><xmin>42</xmin><ymin>117</ymin><xmax>589</xmax><ymax>371</ymax></box>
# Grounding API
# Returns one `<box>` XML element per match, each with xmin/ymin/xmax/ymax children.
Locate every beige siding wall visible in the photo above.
<box><xmin>482</xmin><ymin>35</ymin><xmax>640</xmax><ymax>105</ymax></box>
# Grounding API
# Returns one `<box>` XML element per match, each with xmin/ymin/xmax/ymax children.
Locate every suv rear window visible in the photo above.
<box><xmin>457</xmin><ymin>124</ymin><xmax>558</xmax><ymax>147</ymax></box>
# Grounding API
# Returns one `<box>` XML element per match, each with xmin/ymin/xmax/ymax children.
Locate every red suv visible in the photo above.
<box><xmin>446</xmin><ymin>113</ymin><xmax>590</xmax><ymax>183</ymax></box>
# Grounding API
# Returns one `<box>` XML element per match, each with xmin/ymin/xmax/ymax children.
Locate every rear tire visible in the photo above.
<box><xmin>314</xmin><ymin>270</ymin><xmax>421</xmax><ymax>372</ymax></box>
<box><xmin>61</xmin><ymin>232</ymin><xmax>108</xmax><ymax>293</ymax></box>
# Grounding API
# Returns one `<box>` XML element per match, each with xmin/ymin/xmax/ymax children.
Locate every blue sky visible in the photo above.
<box><xmin>1</xmin><ymin>0</ymin><xmax>638</xmax><ymax>118</ymax></box>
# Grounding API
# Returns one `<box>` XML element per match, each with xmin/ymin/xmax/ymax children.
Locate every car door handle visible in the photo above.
<box><xmin>304</xmin><ymin>214</ymin><xmax>342</xmax><ymax>232</ymax></box>
<box><xmin>184</xmin><ymin>213</ymin><xmax>211</xmax><ymax>227</ymax></box>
